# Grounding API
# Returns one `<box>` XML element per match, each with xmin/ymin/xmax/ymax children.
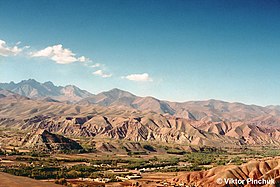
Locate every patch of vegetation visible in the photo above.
<box><xmin>182</xmin><ymin>152</ymin><xmax>215</xmax><ymax>165</ymax></box>
<box><xmin>0</xmin><ymin>149</ymin><xmax>5</xmax><ymax>155</ymax></box>
<box><xmin>167</xmin><ymin>149</ymin><xmax>186</xmax><ymax>155</ymax></box>
<box><xmin>143</xmin><ymin>144</ymin><xmax>156</xmax><ymax>152</ymax></box>
<box><xmin>128</xmin><ymin>151</ymin><xmax>147</xmax><ymax>155</ymax></box>
<box><xmin>230</xmin><ymin>156</ymin><xmax>244</xmax><ymax>165</ymax></box>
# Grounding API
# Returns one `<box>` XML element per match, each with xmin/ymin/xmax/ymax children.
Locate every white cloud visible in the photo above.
<box><xmin>31</xmin><ymin>44</ymin><xmax>91</xmax><ymax>64</ymax></box>
<box><xmin>93</xmin><ymin>70</ymin><xmax>112</xmax><ymax>78</ymax></box>
<box><xmin>83</xmin><ymin>62</ymin><xmax>102</xmax><ymax>68</ymax></box>
<box><xmin>91</xmin><ymin>63</ymin><xmax>101</xmax><ymax>68</ymax></box>
<box><xmin>122</xmin><ymin>73</ymin><xmax>153</xmax><ymax>82</ymax></box>
<box><xmin>78</xmin><ymin>56</ymin><xmax>91</xmax><ymax>62</ymax></box>
<box><xmin>0</xmin><ymin>39</ymin><xmax>26</xmax><ymax>56</ymax></box>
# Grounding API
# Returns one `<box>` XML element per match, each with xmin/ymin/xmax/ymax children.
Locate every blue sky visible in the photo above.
<box><xmin>0</xmin><ymin>0</ymin><xmax>280</xmax><ymax>106</ymax></box>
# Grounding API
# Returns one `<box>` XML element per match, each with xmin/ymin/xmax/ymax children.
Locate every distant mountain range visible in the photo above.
<box><xmin>0</xmin><ymin>79</ymin><xmax>92</xmax><ymax>102</ymax></box>
<box><xmin>2</xmin><ymin>80</ymin><xmax>280</xmax><ymax>149</ymax></box>
<box><xmin>79</xmin><ymin>89</ymin><xmax>280</xmax><ymax>122</ymax></box>
<box><xmin>1</xmin><ymin>79</ymin><xmax>280</xmax><ymax>123</ymax></box>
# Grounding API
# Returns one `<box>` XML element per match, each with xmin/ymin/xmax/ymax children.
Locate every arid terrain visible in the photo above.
<box><xmin>1</xmin><ymin>80</ymin><xmax>280</xmax><ymax>186</ymax></box>
<box><xmin>172</xmin><ymin>157</ymin><xmax>280</xmax><ymax>187</ymax></box>
<box><xmin>0</xmin><ymin>172</ymin><xmax>63</xmax><ymax>187</ymax></box>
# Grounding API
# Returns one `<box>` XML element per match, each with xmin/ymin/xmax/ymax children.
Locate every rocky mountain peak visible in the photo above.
<box><xmin>0</xmin><ymin>79</ymin><xmax>93</xmax><ymax>102</ymax></box>
<box><xmin>104</xmin><ymin>88</ymin><xmax>136</xmax><ymax>98</ymax></box>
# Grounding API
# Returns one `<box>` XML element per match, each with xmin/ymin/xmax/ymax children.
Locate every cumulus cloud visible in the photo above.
<box><xmin>0</xmin><ymin>39</ymin><xmax>26</xmax><ymax>56</ymax></box>
<box><xmin>31</xmin><ymin>44</ymin><xmax>91</xmax><ymax>64</ymax></box>
<box><xmin>93</xmin><ymin>70</ymin><xmax>112</xmax><ymax>78</ymax></box>
<box><xmin>122</xmin><ymin>73</ymin><xmax>152</xmax><ymax>82</ymax></box>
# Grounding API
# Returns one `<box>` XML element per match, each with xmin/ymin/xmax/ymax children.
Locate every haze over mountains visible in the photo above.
<box><xmin>1</xmin><ymin>79</ymin><xmax>280</xmax><ymax>122</ymax></box>
<box><xmin>0</xmin><ymin>79</ymin><xmax>92</xmax><ymax>102</ymax></box>
<box><xmin>80</xmin><ymin>91</ymin><xmax>280</xmax><ymax>122</ymax></box>
<box><xmin>1</xmin><ymin>79</ymin><xmax>280</xmax><ymax>149</ymax></box>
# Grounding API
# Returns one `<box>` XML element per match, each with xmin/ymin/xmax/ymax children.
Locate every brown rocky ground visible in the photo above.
<box><xmin>0</xmin><ymin>172</ymin><xmax>62</xmax><ymax>187</ymax></box>
<box><xmin>171</xmin><ymin>157</ymin><xmax>280</xmax><ymax>187</ymax></box>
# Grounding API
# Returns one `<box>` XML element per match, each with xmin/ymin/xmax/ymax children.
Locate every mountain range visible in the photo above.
<box><xmin>79</xmin><ymin>91</ymin><xmax>280</xmax><ymax>122</ymax></box>
<box><xmin>2</xmin><ymin>79</ymin><xmax>280</xmax><ymax>150</ymax></box>
<box><xmin>0</xmin><ymin>79</ymin><xmax>92</xmax><ymax>102</ymax></box>
<box><xmin>1</xmin><ymin>79</ymin><xmax>280</xmax><ymax>122</ymax></box>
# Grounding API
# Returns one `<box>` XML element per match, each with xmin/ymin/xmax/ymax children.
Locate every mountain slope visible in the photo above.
<box><xmin>2</xmin><ymin>79</ymin><xmax>280</xmax><ymax>130</ymax></box>
<box><xmin>80</xmin><ymin>89</ymin><xmax>280</xmax><ymax>123</ymax></box>
<box><xmin>2</xmin><ymin>79</ymin><xmax>280</xmax><ymax>124</ymax></box>
<box><xmin>78</xmin><ymin>88</ymin><xmax>137</xmax><ymax>107</ymax></box>
<box><xmin>169</xmin><ymin>99</ymin><xmax>276</xmax><ymax>121</ymax></box>
<box><xmin>20</xmin><ymin>129</ymin><xmax>84</xmax><ymax>152</ymax></box>
<box><xmin>0</xmin><ymin>172</ymin><xmax>63</xmax><ymax>187</ymax></box>
<box><xmin>0</xmin><ymin>79</ymin><xmax>93</xmax><ymax>102</ymax></box>
<box><xmin>172</xmin><ymin>157</ymin><xmax>280</xmax><ymax>186</ymax></box>
<box><xmin>78</xmin><ymin>89</ymin><xmax>176</xmax><ymax>115</ymax></box>
<box><xmin>0</xmin><ymin>95</ymin><xmax>243</xmax><ymax>147</ymax></box>
<box><xmin>2</xmin><ymin>95</ymin><xmax>280</xmax><ymax>147</ymax></box>
<box><xmin>0</xmin><ymin>88</ymin><xmax>30</xmax><ymax>100</ymax></box>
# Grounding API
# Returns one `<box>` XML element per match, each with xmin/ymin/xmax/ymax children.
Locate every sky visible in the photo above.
<box><xmin>0</xmin><ymin>0</ymin><xmax>280</xmax><ymax>106</ymax></box>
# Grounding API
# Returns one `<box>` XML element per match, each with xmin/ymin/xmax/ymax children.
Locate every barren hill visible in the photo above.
<box><xmin>0</xmin><ymin>172</ymin><xmax>62</xmax><ymax>187</ymax></box>
<box><xmin>20</xmin><ymin>129</ymin><xmax>83</xmax><ymax>152</ymax></box>
<box><xmin>0</xmin><ymin>93</ymin><xmax>241</xmax><ymax>148</ymax></box>
<box><xmin>1</xmin><ymin>93</ymin><xmax>280</xmax><ymax>148</ymax></box>
<box><xmin>172</xmin><ymin>157</ymin><xmax>280</xmax><ymax>187</ymax></box>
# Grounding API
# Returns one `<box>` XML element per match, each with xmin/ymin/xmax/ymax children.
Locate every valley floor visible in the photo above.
<box><xmin>1</xmin><ymin>146</ymin><xmax>280</xmax><ymax>187</ymax></box>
